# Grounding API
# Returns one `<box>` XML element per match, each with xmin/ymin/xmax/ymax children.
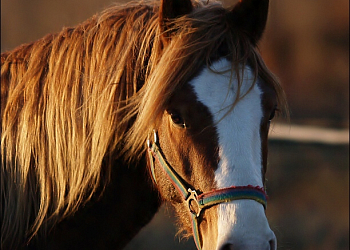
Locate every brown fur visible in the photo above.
<box><xmin>155</xmin><ymin>83</ymin><xmax>219</xmax><ymax>240</ymax></box>
<box><xmin>1</xmin><ymin>0</ymin><xmax>287</xmax><ymax>249</ymax></box>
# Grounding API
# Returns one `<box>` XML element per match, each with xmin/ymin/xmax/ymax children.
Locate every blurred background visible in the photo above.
<box><xmin>1</xmin><ymin>0</ymin><xmax>348</xmax><ymax>249</ymax></box>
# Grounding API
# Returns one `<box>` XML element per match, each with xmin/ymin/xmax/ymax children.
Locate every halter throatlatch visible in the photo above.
<box><xmin>147</xmin><ymin>131</ymin><xmax>268</xmax><ymax>250</ymax></box>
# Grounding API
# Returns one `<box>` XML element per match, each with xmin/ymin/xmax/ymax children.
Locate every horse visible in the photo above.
<box><xmin>1</xmin><ymin>0</ymin><xmax>288</xmax><ymax>249</ymax></box>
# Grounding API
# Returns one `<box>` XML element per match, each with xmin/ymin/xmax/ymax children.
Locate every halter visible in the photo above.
<box><xmin>147</xmin><ymin>131</ymin><xmax>267</xmax><ymax>250</ymax></box>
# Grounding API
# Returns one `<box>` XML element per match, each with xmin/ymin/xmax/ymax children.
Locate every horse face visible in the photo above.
<box><xmin>155</xmin><ymin>59</ymin><xmax>277</xmax><ymax>250</ymax></box>
<box><xmin>153</xmin><ymin>0</ymin><xmax>278</xmax><ymax>248</ymax></box>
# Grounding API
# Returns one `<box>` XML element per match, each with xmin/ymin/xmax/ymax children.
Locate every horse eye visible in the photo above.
<box><xmin>169</xmin><ymin>112</ymin><xmax>186</xmax><ymax>128</ymax></box>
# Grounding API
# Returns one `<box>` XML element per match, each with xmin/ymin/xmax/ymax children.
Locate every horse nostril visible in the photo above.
<box><xmin>219</xmin><ymin>239</ymin><xmax>276</xmax><ymax>250</ymax></box>
<box><xmin>269</xmin><ymin>238</ymin><xmax>277</xmax><ymax>250</ymax></box>
<box><xmin>219</xmin><ymin>243</ymin><xmax>234</xmax><ymax>250</ymax></box>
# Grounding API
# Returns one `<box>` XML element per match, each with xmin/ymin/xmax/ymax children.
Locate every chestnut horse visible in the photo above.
<box><xmin>1</xmin><ymin>0</ymin><xmax>287</xmax><ymax>249</ymax></box>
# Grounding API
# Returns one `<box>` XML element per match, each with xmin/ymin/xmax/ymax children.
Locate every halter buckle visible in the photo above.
<box><xmin>147</xmin><ymin>130</ymin><xmax>158</xmax><ymax>148</ymax></box>
<box><xmin>186</xmin><ymin>188</ymin><xmax>202</xmax><ymax>218</ymax></box>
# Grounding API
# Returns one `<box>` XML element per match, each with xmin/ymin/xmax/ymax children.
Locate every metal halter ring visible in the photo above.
<box><xmin>186</xmin><ymin>188</ymin><xmax>202</xmax><ymax>218</ymax></box>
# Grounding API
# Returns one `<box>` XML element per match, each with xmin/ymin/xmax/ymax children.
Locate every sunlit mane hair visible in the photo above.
<box><xmin>1</xmin><ymin>0</ymin><xmax>287</xmax><ymax>248</ymax></box>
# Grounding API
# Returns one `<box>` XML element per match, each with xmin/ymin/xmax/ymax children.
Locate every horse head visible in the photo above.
<box><xmin>145</xmin><ymin>0</ymin><xmax>280</xmax><ymax>249</ymax></box>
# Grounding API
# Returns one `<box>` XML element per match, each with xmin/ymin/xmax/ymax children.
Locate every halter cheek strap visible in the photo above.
<box><xmin>147</xmin><ymin>132</ymin><xmax>268</xmax><ymax>250</ymax></box>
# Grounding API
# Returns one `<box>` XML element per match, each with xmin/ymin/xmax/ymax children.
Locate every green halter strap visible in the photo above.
<box><xmin>147</xmin><ymin>131</ymin><xmax>267</xmax><ymax>250</ymax></box>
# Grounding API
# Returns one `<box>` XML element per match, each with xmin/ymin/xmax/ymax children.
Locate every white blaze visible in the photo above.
<box><xmin>189</xmin><ymin>59</ymin><xmax>276</xmax><ymax>249</ymax></box>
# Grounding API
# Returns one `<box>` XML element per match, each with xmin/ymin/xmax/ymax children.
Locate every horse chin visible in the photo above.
<box><xmin>173</xmin><ymin>204</ymin><xmax>219</xmax><ymax>249</ymax></box>
<box><xmin>199</xmin><ymin>208</ymin><xmax>219</xmax><ymax>250</ymax></box>
<box><xmin>172</xmin><ymin>202</ymin><xmax>194</xmax><ymax>238</ymax></box>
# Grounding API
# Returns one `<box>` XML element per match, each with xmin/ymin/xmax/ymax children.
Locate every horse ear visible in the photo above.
<box><xmin>159</xmin><ymin>0</ymin><xmax>193</xmax><ymax>39</ymax></box>
<box><xmin>230</xmin><ymin>0</ymin><xmax>269</xmax><ymax>45</ymax></box>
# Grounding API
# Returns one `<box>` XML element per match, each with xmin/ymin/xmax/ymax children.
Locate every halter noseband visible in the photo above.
<box><xmin>147</xmin><ymin>131</ymin><xmax>267</xmax><ymax>250</ymax></box>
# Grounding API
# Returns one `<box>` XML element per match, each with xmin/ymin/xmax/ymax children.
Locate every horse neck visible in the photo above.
<box><xmin>28</xmin><ymin>157</ymin><xmax>161</xmax><ymax>250</ymax></box>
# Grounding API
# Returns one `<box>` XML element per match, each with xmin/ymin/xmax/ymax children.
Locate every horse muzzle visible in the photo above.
<box><xmin>212</xmin><ymin>200</ymin><xmax>277</xmax><ymax>250</ymax></box>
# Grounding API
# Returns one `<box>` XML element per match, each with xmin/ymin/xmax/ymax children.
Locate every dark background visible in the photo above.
<box><xmin>1</xmin><ymin>0</ymin><xmax>348</xmax><ymax>249</ymax></box>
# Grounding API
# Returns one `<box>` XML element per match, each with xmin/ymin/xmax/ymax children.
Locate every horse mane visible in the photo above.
<box><xmin>1</xmin><ymin>0</ymin><xmax>287</xmax><ymax>248</ymax></box>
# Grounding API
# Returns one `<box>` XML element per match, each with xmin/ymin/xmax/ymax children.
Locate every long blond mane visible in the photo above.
<box><xmin>1</xmin><ymin>1</ymin><xmax>287</xmax><ymax>248</ymax></box>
